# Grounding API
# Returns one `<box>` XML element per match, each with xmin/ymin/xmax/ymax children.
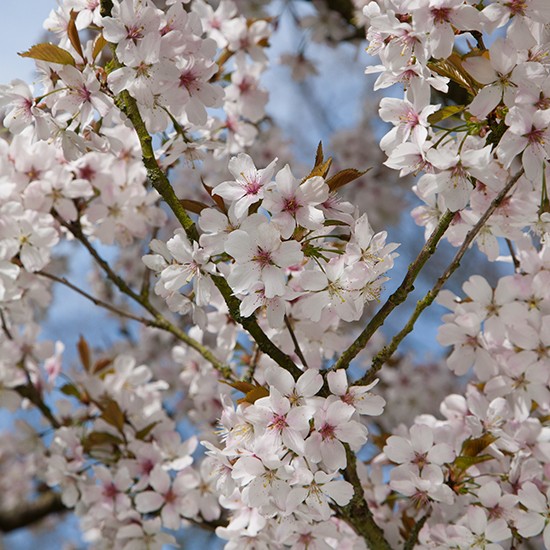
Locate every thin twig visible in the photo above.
<box><xmin>37</xmin><ymin>270</ymin><xmax>147</xmax><ymax>325</ymax></box>
<box><xmin>284</xmin><ymin>315</ymin><xmax>309</xmax><ymax>368</ymax></box>
<box><xmin>102</xmin><ymin>48</ymin><xmax>301</xmax><ymax>379</ymax></box>
<box><xmin>404</xmin><ymin>511</ymin><xmax>430</xmax><ymax>550</ymax></box>
<box><xmin>505</xmin><ymin>238</ymin><xmax>520</xmax><ymax>271</ymax></box>
<box><xmin>48</xmin><ymin>220</ymin><xmax>234</xmax><ymax>380</ymax></box>
<box><xmin>356</xmin><ymin>168</ymin><xmax>524</xmax><ymax>386</ymax></box>
<box><xmin>331</xmin><ymin>209</ymin><xmax>455</xmax><ymax>372</ymax></box>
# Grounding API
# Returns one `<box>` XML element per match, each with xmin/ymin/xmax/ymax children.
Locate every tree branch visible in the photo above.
<box><xmin>0</xmin><ymin>492</ymin><xmax>66</xmax><ymax>533</ymax></box>
<box><xmin>404</xmin><ymin>512</ymin><xmax>430</xmax><ymax>550</ymax></box>
<box><xmin>102</xmin><ymin>49</ymin><xmax>301</xmax><ymax>379</ymax></box>
<box><xmin>338</xmin><ymin>447</ymin><xmax>392</xmax><ymax>550</ymax></box>
<box><xmin>332</xmin><ymin>209</ymin><xmax>455</xmax><ymax>371</ymax></box>
<box><xmin>49</xmin><ymin>221</ymin><xmax>233</xmax><ymax>380</ymax></box>
<box><xmin>356</xmin><ymin>168</ymin><xmax>524</xmax><ymax>386</ymax></box>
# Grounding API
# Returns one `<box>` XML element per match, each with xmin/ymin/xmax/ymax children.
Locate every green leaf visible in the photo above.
<box><xmin>326</xmin><ymin>168</ymin><xmax>370</xmax><ymax>191</ymax></box>
<box><xmin>19</xmin><ymin>43</ymin><xmax>76</xmax><ymax>66</ymax></box>
<box><xmin>135</xmin><ymin>421</ymin><xmax>159</xmax><ymax>440</ymax></box>
<box><xmin>454</xmin><ymin>454</ymin><xmax>494</xmax><ymax>472</ymax></box>
<box><xmin>60</xmin><ymin>383</ymin><xmax>82</xmax><ymax>400</ymax></box>
<box><xmin>428</xmin><ymin>105</ymin><xmax>465</xmax><ymax>124</ymax></box>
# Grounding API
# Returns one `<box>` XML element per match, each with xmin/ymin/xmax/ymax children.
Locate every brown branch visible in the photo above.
<box><xmin>356</xmin><ymin>168</ymin><xmax>524</xmax><ymax>386</ymax></box>
<box><xmin>0</xmin><ymin>492</ymin><xmax>66</xmax><ymax>533</ymax></box>
<box><xmin>101</xmin><ymin>48</ymin><xmax>301</xmax><ymax>379</ymax></box>
<box><xmin>331</xmin><ymin>209</ymin><xmax>455</xmax><ymax>372</ymax></box>
<box><xmin>46</xmin><ymin>221</ymin><xmax>234</xmax><ymax>380</ymax></box>
<box><xmin>338</xmin><ymin>446</ymin><xmax>392</xmax><ymax>550</ymax></box>
<box><xmin>404</xmin><ymin>511</ymin><xmax>430</xmax><ymax>550</ymax></box>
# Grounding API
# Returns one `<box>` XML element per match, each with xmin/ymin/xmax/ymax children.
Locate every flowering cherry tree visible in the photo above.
<box><xmin>1</xmin><ymin>0</ymin><xmax>550</xmax><ymax>548</ymax></box>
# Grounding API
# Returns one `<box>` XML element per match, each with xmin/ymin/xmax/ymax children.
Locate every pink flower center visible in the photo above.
<box><xmin>525</xmin><ymin>126</ymin><xmax>545</xmax><ymax>145</ymax></box>
<box><xmin>78</xmin><ymin>164</ymin><xmax>96</xmax><ymax>181</ymax></box>
<box><xmin>400</xmin><ymin>108</ymin><xmax>419</xmax><ymax>128</ymax></box>
<box><xmin>269</xmin><ymin>413</ymin><xmax>288</xmax><ymax>432</ymax></box>
<box><xmin>535</xmin><ymin>94</ymin><xmax>550</xmax><ymax>110</ymax></box>
<box><xmin>141</xmin><ymin>459</ymin><xmax>155</xmax><ymax>476</ymax></box>
<box><xmin>243</xmin><ymin>178</ymin><xmax>262</xmax><ymax>195</ymax></box>
<box><xmin>25</xmin><ymin>167</ymin><xmax>41</xmax><ymax>181</ymax></box>
<box><xmin>78</xmin><ymin>86</ymin><xmax>92</xmax><ymax>103</ymax></box>
<box><xmin>165</xmin><ymin>488</ymin><xmax>177</xmax><ymax>504</ymax></box>
<box><xmin>412</xmin><ymin>451</ymin><xmax>428</xmax><ymax>469</ymax></box>
<box><xmin>179</xmin><ymin>70</ymin><xmax>199</xmax><ymax>93</ymax></box>
<box><xmin>103</xmin><ymin>482</ymin><xmax>119</xmax><ymax>500</ymax></box>
<box><xmin>507</xmin><ymin>0</ymin><xmax>527</xmax><ymax>16</ymax></box>
<box><xmin>431</xmin><ymin>7</ymin><xmax>452</xmax><ymax>24</ymax></box>
<box><xmin>253</xmin><ymin>247</ymin><xmax>273</xmax><ymax>268</ymax></box>
<box><xmin>238</xmin><ymin>78</ymin><xmax>253</xmax><ymax>94</ymax></box>
<box><xmin>488</xmin><ymin>504</ymin><xmax>504</xmax><ymax>519</ymax></box>
<box><xmin>319</xmin><ymin>422</ymin><xmax>336</xmax><ymax>440</ymax></box>
<box><xmin>282</xmin><ymin>196</ymin><xmax>301</xmax><ymax>215</ymax></box>
<box><xmin>298</xmin><ymin>532</ymin><xmax>313</xmax><ymax>545</ymax></box>
<box><xmin>342</xmin><ymin>392</ymin><xmax>355</xmax><ymax>406</ymax></box>
<box><xmin>125</xmin><ymin>25</ymin><xmax>144</xmax><ymax>42</ymax></box>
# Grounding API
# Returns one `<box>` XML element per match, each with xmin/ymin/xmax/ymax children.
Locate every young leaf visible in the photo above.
<box><xmin>68</xmin><ymin>11</ymin><xmax>84</xmax><ymax>60</ymax></box>
<box><xmin>314</xmin><ymin>141</ymin><xmax>324</xmax><ymax>167</ymax></box>
<box><xmin>60</xmin><ymin>383</ymin><xmax>82</xmax><ymax>400</ymax></box>
<box><xmin>428</xmin><ymin>53</ymin><xmax>477</xmax><ymax>96</ymax></box>
<box><xmin>135</xmin><ymin>421</ymin><xmax>159</xmax><ymax>440</ymax></box>
<box><xmin>92</xmin><ymin>34</ymin><xmax>108</xmax><ymax>61</ymax></box>
<box><xmin>82</xmin><ymin>431</ymin><xmax>123</xmax><ymax>453</ymax></box>
<box><xmin>428</xmin><ymin>105</ymin><xmax>465</xmax><ymax>124</ymax></box>
<box><xmin>304</xmin><ymin>158</ymin><xmax>332</xmax><ymax>181</ymax></box>
<box><xmin>93</xmin><ymin>357</ymin><xmax>113</xmax><ymax>374</ymax></box>
<box><xmin>237</xmin><ymin>385</ymin><xmax>270</xmax><ymax>404</ymax></box>
<box><xmin>326</xmin><ymin>168</ymin><xmax>370</xmax><ymax>191</ymax></box>
<box><xmin>19</xmin><ymin>43</ymin><xmax>76</xmax><ymax>66</ymax></box>
<box><xmin>179</xmin><ymin>199</ymin><xmax>209</xmax><ymax>214</ymax></box>
<box><xmin>222</xmin><ymin>380</ymin><xmax>257</xmax><ymax>393</ymax></box>
<box><xmin>202</xmin><ymin>179</ymin><xmax>227</xmax><ymax>212</ymax></box>
<box><xmin>100</xmin><ymin>397</ymin><xmax>126</xmax><ymax>433</ymax></box>
<box><xmin>454</xmin><ymin>454</ymin><xmax>494</xmax><ymax>472</ymax></box>
<box><xmin>460</xmin><ymin>433</ymin><xmax>498</xmax><ymax>457</ymax></box>
<box><xmin>77</xmin><ymin>335</ymin><xmax>91</xmax><ymax>372</ymax></box>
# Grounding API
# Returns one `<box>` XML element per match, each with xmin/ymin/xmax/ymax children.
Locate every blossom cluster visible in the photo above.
<box><xmin>207</xmin><ymin>365</ymin><xmax>385</xmax><ymax>547</ymax></box>
<box><xmin>44</xmin><ymin>353</ymin><xmax>213</xmax><ymax>548</ymax></box>
<box><xmin>363</xmin><ymin>0</ymin><xmax>550</xmax><ymax>256</ymax></box>
<box><xmin>2</xmin><ymin>0</ymin><xmax>550</xmax><ymax>548</ymax></box>
<box><xmin>0</xmin><ymin>0</ymin><xmax>273</xmax><ymax>164</ymax></box>
<box><xmin>362</xmin><ymin>238</ymin><xmax>550</xmax><ymax>548</ymax></box>
<box><xmin>144</xmin><ymin>151</ymin><xmax>399</xmax><ymax>350</ymax></box>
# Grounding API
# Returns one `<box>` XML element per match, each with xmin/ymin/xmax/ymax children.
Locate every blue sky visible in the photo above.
<box><xmin>1</xmin><ymin>2</ymin><xmax>55</xmax><ymax>82</ymax></box>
